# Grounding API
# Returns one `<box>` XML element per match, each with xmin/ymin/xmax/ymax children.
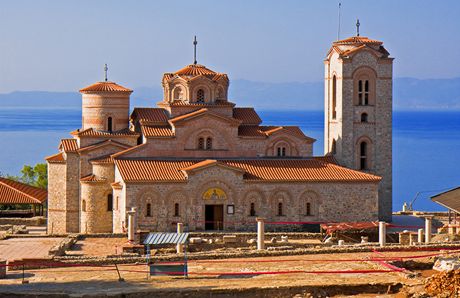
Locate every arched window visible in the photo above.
<box><xmin>361</xmin><ymin>113</ymin><xmax>368</xmax><ymax>123</ymax></box>
<box><xmin>359</xmin><ymin>141</ymin><xmax>368</xmax><ymax>170</ymax></box>
<box><xmin>174</xmin><ymin>203</ymin><xmax>180</xmax><ymax>217</ymax></box>
<box><xmin>146</xmin><ymin>203</ymin><xmax>152</xmax><ymax>217</ymax></box>
<box><xmin>358</xmin><ymin>80</ymin><xmax>370</xmax><ymax>105</ymax></box>
<box><xmin>197</xmin><ymin>89</ymin><xmax>205</xmax><ymax>103</ymax></box>
<box><xmin>107</xmin><ymin>117</ymin><xmax>113</xmax><ymax>132</ymax></box>
<box><xmin>277</xmin><ymin>202</ymin><xmax>283</xmax><ymax>216</ymax></box>
<box><xmin>198</xmin><ymin>137</ymin><xmax>205</xmax><ymax>150</ymax></box>
<box><xmin>206</xmin><ymin>137</ymin><xmax>212</xmax><ymax>150</ymax></box>
<box><xmin>173</xmin><ymin>87</ymin><xmax>184</xmax><ymax>100</ymax></box>
<box><xmin>250</xmin><ymin>203</ymin><xmax>256</xmax><ymax>216</ymax></box>
<box><xmin>277</xmin><ymin>147</ymin><xmax>286</xmax><ymax>157</ymax></box>
<box><xmin>306</xmin><ymin>202</ymin><xmax>312</xmax><ymax>216</ymax></box>
<box><xmin>82</xmin><ymin>200</ymin><xmax>86</xmax><ymax>212</ymax></box>
<box><xmin>107</xmin><ymin>194</ymin><xmax>113</xmax><ymax>211</ymax></box>
<box><xmin>332</xmin><ymin>75</ymin><xmax>337</xmax><ymax>119</ymax></box>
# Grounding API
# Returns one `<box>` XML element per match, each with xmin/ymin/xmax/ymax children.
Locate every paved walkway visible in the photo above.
<box><xmin>0</xmin><ymin>237</ymin><xmax>62</xmax><ymax>261</ymax></box>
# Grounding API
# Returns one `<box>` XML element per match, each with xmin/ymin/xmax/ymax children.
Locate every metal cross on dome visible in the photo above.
<box><xmin>104</xmin><ymin>64</ymin><xmax>108</xmax><ymax>82</ymax></box>
<box><xmin>193</xmin><ymin>36</ymin><xmax>198</xmax><ymax>65</ymax></box>
<box><xmin>356</xmin><ymin>19</ymin><xmax>360</xmax><ymax>36</ymax></box>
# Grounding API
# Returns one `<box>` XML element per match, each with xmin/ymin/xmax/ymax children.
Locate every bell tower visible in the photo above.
<box><xmin>324</xmin><ymin>29</ymin><xmax>393</xmax><ymax>221</ymax></box>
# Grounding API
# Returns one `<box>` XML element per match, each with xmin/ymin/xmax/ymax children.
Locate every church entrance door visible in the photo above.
<box><xmin>205</xmin><ymin>205</ymin><xmax>224</xmax><ymax>230</ymax></box>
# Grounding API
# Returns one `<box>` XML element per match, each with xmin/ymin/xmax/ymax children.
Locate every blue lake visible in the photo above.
<box><xmin>0</xmin><ymin>107</ymin><xmax>459</xmax><ymax>212</ymax></box>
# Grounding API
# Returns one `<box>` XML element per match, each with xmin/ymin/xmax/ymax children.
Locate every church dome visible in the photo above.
<box><xmin>175</xmin><ymin>64</ymin><xmax>217</xmax><ymax>76</ymax></box>
<box><xmin>79</xmin><ymin>81</ymin><xmax>132</xmax><ymax>93</ymax></box>
<box><xmin>334</xmin><ymin>36</ymin><xmax>383</xmax><ymax>46</ymax></box>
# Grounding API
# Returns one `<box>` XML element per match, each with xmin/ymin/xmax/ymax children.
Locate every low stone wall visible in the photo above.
<box><xmin>48</xmin><ymin>235</ymin><xmax>79</xmax><ymax>257</ymax></box>
<box><xmin>0</xmin><ymin>217</ymin><xmax>46</xmax><ymax>226</ymax></box>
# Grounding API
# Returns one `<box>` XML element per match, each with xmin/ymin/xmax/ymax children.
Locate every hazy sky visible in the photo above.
<box><xmin>0</xmin><ymin>0</ymin><xmax>459</xmax><ymax>93</ymax></box>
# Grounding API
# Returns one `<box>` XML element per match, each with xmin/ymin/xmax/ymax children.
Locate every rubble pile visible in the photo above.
<box><xmin>425</xmin><ymin>270</ymin><xmax>460</xmax><ymax>297</ymax></box>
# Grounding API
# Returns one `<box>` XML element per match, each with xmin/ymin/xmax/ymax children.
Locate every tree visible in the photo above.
<box><xmin>0</xmin><ymin>163</ymin><xmax>47</xmax><ymax>189</ymax></box>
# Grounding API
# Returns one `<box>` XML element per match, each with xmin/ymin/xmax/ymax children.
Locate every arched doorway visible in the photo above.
<box><xmin>203</xmin><ymin>188</ymin><xmax>226</xmax><ymax>230</ymax></box>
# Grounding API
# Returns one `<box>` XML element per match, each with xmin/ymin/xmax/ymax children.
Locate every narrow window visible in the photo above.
<box><xmin>359</xmin><ymin>141</ymin><xmax>368</xmax><ymax>170</ymax></box>
<box><xmin>115</xmin><ymin>196</ymin><xmax>119</xmax><ymax>211</ymax></box>
<box><xmin>278</xmin><ymin>202</ymin><xmax>283</xmax><ymax>216</ymax></box>
<box><xmin>197</xmin><ymin>89</ymin><xmax>205</xmax><ymax>103</ymax></box>
<box><xmin>82</xmin><ymin>200</ymin><xmax>86</xmax><ymax>212</ymax></box>
<box><xmin>206</xmin><ymin>137</ymin><xmax>212</xmax><ymax>150</ymax></box>
<box><xmin>332</xmin><ymin>75</ymin><xmax>337</xmax><ymax>119</ymax></box>
<box><xmin>306</xmin><ymin>202</ymin><xmax>311</xmax><ymax>216</ymax></box>
<box><xmin>277</xmin><ymin>147</ymin><xmax>286</xmax><ymax>157</ymax></box>
<box><xmin>364</xmin><ymin>80</ymin><xmax>369</xmax><ymax>105</ymax></box>
<box><xmin>107</xmin><ymin>194</ymin><xmax>113</xmax><ymax>211</ymax></box>
<box><xmin>146</xmin><ymin>203</ymin><xmax>152</xmax><ymax>217</ymax></box>
<box><xmin>198</xmin><ymin>137</ymin><xmax>205</xmax><ymax>149</ymax></box>
<box><xmin>250</xmin><ymin>203</ymin><xmax>256</xmax><ymax>216</ymax></box>
<box><xmin>361</xmin><ymin>113</ymin><xmax>368</xmax><ymax>123</ymax></box>
<box><xmin>331</xmin><ymin>139</ymin><xmax>337</xmax><ymax>154</ymax></box>
<box><xmin>358</xmin><ymin>80</ymin><xmax>363</xmax><ymax>105</ymax></box>
<box><xmin>107</xmin><ymin>117</ymin><xmax>113</xmax><ymax>132</ymax></box>
<box><xmin>174</xmin><ymin>203</ymin><xmax>180</xmax><ymax>217</ymax></box>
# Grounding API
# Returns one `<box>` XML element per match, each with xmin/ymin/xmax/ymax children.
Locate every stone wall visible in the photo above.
<box><xmin>47</xmin><ymin>161</ymin><xmax>67</xmax><ymax>234</ymax></box>
<box><xmin>80</xmin><ymin>181</ymin><xmax>113</xmax><ymax>233</ymax></box>
<box><xmin>122</xmin><ymin>165</ymin><xmax>379</xmax><ymax>232</ymax></box>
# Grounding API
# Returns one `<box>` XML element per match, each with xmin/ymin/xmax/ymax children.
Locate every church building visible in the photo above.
<box><xmin>46</xmin><ymin>34</ymin><xmax>392</xmax><ymax>234</ymax></box>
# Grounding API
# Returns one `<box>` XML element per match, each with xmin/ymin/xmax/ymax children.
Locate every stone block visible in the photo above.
<box><xmin>223</xmin><ymin>235</ymin><xmax>237</xmax><ymax>243</ymax></box>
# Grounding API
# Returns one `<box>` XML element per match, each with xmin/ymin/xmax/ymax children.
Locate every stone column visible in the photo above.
<box><xmin>418</xmin><ymin>228</ymin><xmax>424</xmax><ymax>243</ymax></box>
<box><xmin>176</xmin><ymin>222</ymin><xmax>184</xmax><ymax>254</ymax></box>
<box><xmin>379</xmin><ymin>221</ymin><xmax>386</xmax><ymax>247</ymax></box>
<box><xmin>425</xmin><ymin>216</ymin><xmax>433</xmax><ymax>244</ymax></box>
<box><xmin>256</xmin><ymin>217</ymin><xmax>265</xmax><ymax>250</ymax></box>
<box><xmin>127</xmin><ymin>207</ymin><xmax>137</xmax><ymax>243</ymax></box>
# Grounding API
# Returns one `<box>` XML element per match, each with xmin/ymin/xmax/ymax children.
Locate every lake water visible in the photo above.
<box><xmin>0</xmin><ymin>107</ymin><xmax>459</xmax><ymax>212</ymax></box>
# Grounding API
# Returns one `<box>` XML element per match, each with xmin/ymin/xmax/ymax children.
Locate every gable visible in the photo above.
<box><xmin>169</xmin><ymin>108</ymin><xmax>241</xmax><ymax>126</ymax></box>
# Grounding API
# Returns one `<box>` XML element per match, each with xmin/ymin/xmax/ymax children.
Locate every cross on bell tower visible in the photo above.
<box><xmin>104</xmin><ymin>64</ymin><xmax>108</xmax><ymax>82</ymax></box>
<box><xmin>193</xmin><ymin>36</ymin><xmax>198</xmax><ymax>65</ymax></box>
<box><xmin>356</xmin><ymin>19</ymin><xmax>360</xmax><ymax>36</ymax></box>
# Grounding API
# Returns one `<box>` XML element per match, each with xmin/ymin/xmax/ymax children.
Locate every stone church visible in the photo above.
<box><xmin>46</xmin><ymin>34</ymin><xmax>392</xmax><ymax>234</ymax></box>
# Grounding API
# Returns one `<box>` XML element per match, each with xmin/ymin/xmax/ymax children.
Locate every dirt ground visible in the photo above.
<box><xmin>66</xmin><ymin>237</ymin><xmax>130</xmax><ymax>256</ymax></box>
<box><xmin>0</xmin><ymin>237</ymin><xmax>62</xmax><ymax>261</ymax></box>
<box><xmin>0</xmin><ymin>250</ymin><xmax>433</xmax><ymax>296</ymax></box>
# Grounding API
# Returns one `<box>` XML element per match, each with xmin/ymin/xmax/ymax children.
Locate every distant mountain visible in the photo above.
<box><xmin>1</xmin><ymin>77</ymin><xmax>459</xmax><ymax>110</ymax></box>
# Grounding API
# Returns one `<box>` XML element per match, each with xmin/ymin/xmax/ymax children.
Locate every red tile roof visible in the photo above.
<box><xmin>181</xmin><ymin>160</ymin><xmax>245</xmax><ymax>174</ymax></box>
<box><xmin>131</xmin><ymin>108</ymin><xmax>170</xmax><ymax>125</ymax></box>
<box><xmin>79</xmin><ymin>81</ymin><xmax>132</xmax><ymax>93</ymax></box>
<box><xmin>59</xmin><ymin>139</ymin><xmax>79</xmax><ymax>152</ymax></box>
<box><xmin>169</xmin><ymin>108</ymin><xmax>240</xmax><ymax>125</ymax></box>
<box><xmin>71</xmin><ymin>128</ymin><xmax>139</xmax><ymax>137</ymax></box>
<box><xmin>334</xmin><ymin>36</ymin><xmax>383</xmax><ymax>46</ymax></box>
<box><xmin>115</xmin><ymin>159</ymin><xmax>381</xmax><ymax>183</ymax></box>
<box><xmin>238</xmin><ymin>126</ymin><xmax>314</xmax><ymax>141</ymax></box>
<box><xmin>78</xmin><ymin>139</ymin><xmax>131</xmax><ymax>153</ymax></box>
<box><xmin>0</xmin><ymin>178</ymin><xmax>47</xmax><ymax>204</ymax></box>
<box><xmin>80</xmin><ymin>174</ymin><xmax>107</xmax><ymax>183</ymax></box>
<box><xmin>141</xmin><ymin>125</ymin><xmax>175</xmax><ymax>138</ymax></box>
<box><xmin>168</xmin><ymin>100</ymin><xmax>235</xmax><ymax>107</ymax></box>
<box><xmin>45</xmin><ymin>152</ymin><xmax>66</xmax><ymax>163</ymax></box>
<box><xmin>163</xmin><ymin>64</ymin><xmax>229</xmax><ymax>82</ymax></box>
<box><xmin>233</xmin><ymin>108</ymin><xmax>262</xmax><ymax>125</ymax></box>
<box><xmin>89</xmin><ymin>155</ymin><xmax>114</xmax><ymax>164</ymax></box>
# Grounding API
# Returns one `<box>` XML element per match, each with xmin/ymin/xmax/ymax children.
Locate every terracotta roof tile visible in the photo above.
<box><xmin>181</xmin><ymin>160</ymin><xmax>245</xmax><ymax>173</ymax></box>
<box><xmin>71</xmin><ymin>128</ymin><xmax>139</xmax><ymax>137</ymax></box>
<box><xmin>59</xmin><ymin>139</ymin><xmax>79</xmax><ymax>152</ymax></box>
<box><xmin>334</xmin><ymin>36</ymin><xmax>383</xmax><ymax>45</ymax></box>
<box><xmin>163</xmin><ymin>64</ymin><xmax>229</xmax><ymax>82</ymax></box>
<box><xmin>115</xmin><ymin>159</ymin><xmax>381</xmax><ymax>183</ymax></box>
<box><xmin>141</xmin><ymin>125</ymin><xmax>175</xmax><ymax>138</ymax></box>
<box><xmin>168</xmin><ymin>100</ymin><xmax>235</xmax><ymax>107</ymax></box>
<box><xmin>238</xmin><ymin>126</ymin><xmax>314</xmax><ymax>141</ymax></box>
<box><xmin>131</xmin><ymin>108</ymin><xmax>170</xmax><ymax>125</ymax></box>
<box><xmin>233</xmin><ymin>108</ymin><xmax>262</xmax><ymax>125</ymax></box>
<box><xmin>80</xmin><ymin>174</ymin><xmax>107</xmax><ymax>183</ymax></box>
<box><xmin>79</xmin><ymin>81</ymin><xmax>132</xmax><ymax>93</ymax></box>
<box><xmin>0</xmin><ymin>178</ymin><xmax>47</xmax><ymax>204</ymax></box>
<box><xmin>45</xmin><ymin>152</ymin><xmax>66</xmax><ymax>163</ymax></box>
<box><xmin>89</xmin><ymin>155</ymin><xmax>114</xmax><ymax>164</ymax></box>
<box><xmin>111</xmin><ymin>182</ymin><xmax>123</xmax><ymax>189</ymax></box>
<box><xmin>78</xmin><ymin>139</ymin><xmax>131</xmax><ymax>153</ymax></box>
